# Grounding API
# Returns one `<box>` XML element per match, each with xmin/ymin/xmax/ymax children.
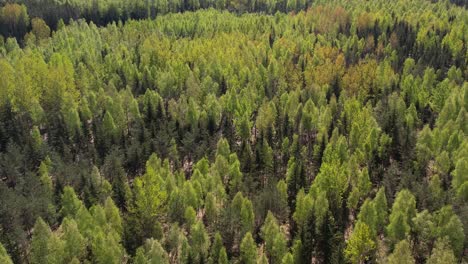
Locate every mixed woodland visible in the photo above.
<box><xmin>0</xmin><ymin>0</ymin><xmax>467</xmax><ymax>263</ymax></box>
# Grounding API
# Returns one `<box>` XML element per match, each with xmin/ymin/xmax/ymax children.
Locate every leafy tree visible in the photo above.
<box><xmin>218</xmin><ymin>247</ymin><xmax>229</xmax><ymax>264</ymax></box>
<box><xmin>345</xmin><ymin>221</ymin><xmax>375</xmax><ymax>264</ymax></box>
<box><xmin>257</xmin><ymin>251</ymin><xmax>269</xmax><ymax>264</ymax></box>
<box><xmin>240</xmin><ymin>232</ymin><xmax>257</xmax><ymax>264</ymax></box>
<box><xmin>30</xmin><ymin>218</ymin><xmax>64</xmax><ymax>264</ymax></box>
<box><xmin>132</xmin><ymin>154</ymin><xmax>167</xmax><ymax>239</ymax></box>
<box><xmin>293</xmin><ymin>189</ymin><xmax>312</xmax><ymax>233</ymax></box>
<box><xmin>260</xmin><ymin>212</ymin><xmax>287</xmax><ymax>263</ymax></box>
<box><xmin>386</xmin><ymin>212</ymin><xmax>411</xmax><ymax>245</ymax></box>
<box><xmin>432</xmin><ymin>206</ymin><xmax>465</xmax><ymax>256</ymax></box>
<box><xmin>184</xmin><ymin>206</ymin><xmax>197</xmax><ymax>227</ymax></box>
<box><xmin>136</xmin><ymin>238</ymin><xmax>170</xmax><ymax>264</ymax></box>
<box><xmin>0</xmin><ymin>242</ymin><xmax>13</xmax><ymax>264</ymax></box>
<box><xmin>281</xmin><ymin>252</ymin><xmax>293</xmax><ymax>264</ymax></box>
<box><xmin>30</xmin><ymin>218</ymin><xmax>52</xmax><ymax>264</ymax></box>
<box><xmin>240</xmin><ymin>197</ymin><xmax>255</xmax><ymax>236</ymax></box>
<box><xmin>61</xmin><ymin>217</ymin><xmax>86</xmax><ymax>262</ymax></box>
<box><xmin>412</xmin><ymin>210</ymin><xmax>435</xmax><ymax>259</ymax></box>
<box><xmin>387</xmin><ymin>240</ymin><xmax>414</xmax><ymax>264</ymax></box>
<box><xmin>30</xmin><ymin>18</ymin><xmax>50</xmax><ymax>42</ymax></box>
<box><xmin>0</xmin><ymin>4</ymin><xmax>29</xmax><ymax>39</ymax></box>
<box><xmin>357</xmin><ymin>199</ymin><xmax>377</xmax><ymax>236</ymax></box>
<box><xmin>189</xmin><ymin>221</ymin><xmax>210</xmax><ymax>263</ymax></box>
<box><xmin>427</xmin><ymin>238</ymin><xmax>457</xmax><ymax>264</ymax></box>
<box><xmin>386</xmin><ymin>189</ymin><xmax>416</xmax><ymax>244</ymax></box>
<box><xmin>60</xmin><ymin>186</ymin><xmax>83</xmax><ymax>218</ymax></box>
<box><xmin>373</xmin><ymin>187</ymin><xmax>387</xmax><ymax>230</ymax></box>
<box><xmin>91</xmin><ymin>230</ymin><xmax>124</xmax><ymax>264</ymax></box>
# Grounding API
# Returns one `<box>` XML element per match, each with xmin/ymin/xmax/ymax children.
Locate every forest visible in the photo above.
<box><xmin>0</xmin><ymin>0</ymin><xmax>467</xmax><ymax>263</ymax></box>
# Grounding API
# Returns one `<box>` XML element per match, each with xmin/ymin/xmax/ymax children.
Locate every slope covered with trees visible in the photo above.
<box><xmin>0</xmin><ymin>0</ymin><xmax>467</xmax><ymax>263</ymax></box>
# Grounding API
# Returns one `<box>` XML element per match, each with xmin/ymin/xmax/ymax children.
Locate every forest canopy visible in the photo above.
<box><xmin>0</xmin><ymin>0</ymin><xmax>467</xmax><ymax>263</ymax></box>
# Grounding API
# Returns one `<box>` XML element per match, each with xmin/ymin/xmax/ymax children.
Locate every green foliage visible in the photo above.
<box><xmin>30</xmin><ymin>218</ymin><xmax>52</xmax><ymax>264</ymax></box>
<box><xmin>386</xmin><ymin>190</ymin><xmax>416</xmax><ymax>244</ymax></box>
<box><xmin>0</xmin><ymin>243</ymin><xmax>13</xmax><ymax>264</ymax></box>
<box><xmin>261</xmin><ymin>212</ymin><xmax>287</xmax><ymax>264</ymax></box>
<box><xmin>427</xmin><ymin>238</ymin><xmax>457</xmax><ymax>264</ymax></box>
<box><xmin>218</xmin><ymin>247</ymin><xmax>229</xmax><ymax>264</ymax></box>
<box><xmin>91</xmin><ymin>230</ymin><xmax>124</xmax><ymax>264</ymax></box>
<box><xmin>61</xmin><ymin>218</ymin><xmax>86</xmax><ymax>262</ymax></box>
<box><xmin>345</xmin><ymin>221</ymin><xmax>375</xmax><ymax>263</ymax></box>
<box><xmin>281</xmin><ymin>253</ymin><xmax>293</xmax><ymax>264</ymax></box>
<box><xmin>132</xmin><ymin>154</ymin><xmax>168</xmax><ymax>238</ymax></box>
<box><xmin>0</xmin><ymin>1</ymin><xmax>466</xmax><ymax>263</ymax></box>
<box><xmin>387</xmin><ymin>240</ymin><xmax>414</xmax><ymax>264</ymax></box>
<box><xmin>135</xmin><ymin>239</ymin><xmax>170</xmax><ymax>264</ymax></box>
<box><xmin>240</xmin><ymin>232</ymin><xmax>257</xmax><ymax>264</ymax></box>
<box><xmin>189</xmin><ymin>221</ymin><xmax>210</xmax><ymax>262</ymax></box>
<box><xmin>60</xmin><ymin>186</ymin><xmax>83</xmax><ymax>218</ymax></box>
<box><xmin>432</xmin><ymin>206</ymin><xmax>465</xmax><ymax>256</ymax></box>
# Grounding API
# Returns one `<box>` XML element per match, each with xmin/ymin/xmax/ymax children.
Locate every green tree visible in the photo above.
<box><xmin>281</xmin><ymin>253</ymin><xmax>293</xmax><ymax>264</ymax></box>
<box><xmin>205</xmin><ymin>192</ymin><xmax>219</xmax><ymax>227</ymax></box>
<box><xmin>345</xmin><ymin>221</ymin><xmax>375</xmax><ymax>264</ymax></box>
<box><xmin>0</xmin><ymin>243</ymin><xmax>12</xmax><ymax>264</ymax></box>
<box><xmin>0</xmin><ymin>3</ymin><xmax>29</xmax><ymax>39</ymax></box>
<box><xmin>373</xmin><ymin>187</ymin><xmax>388</xmax><ymax>231</ymax></box>
<box><xmin>91</xmin><ymin>230</ymin><xmax>124</xmax><ymax>264</ymax></box>
<box><xmin>386</xmin><ymin>212</ymin><xmax>411</xmax><ymax>244</ymax></box>
<box><xmin>357</xmin><ymin>199</ymin><xmax>377</xmax><ymax>236</ymax></box>
<box><xmin>257</xmin><ymin>251</ymin><xmax>269</xmax><ymax>264</ymax></box>
<box><xmin>136</xmin><ymin>238</ymin><xmax>170</xmax><ymax>264</ymax></box>
<box><xmin>104</xmin><ymin>197</ymin><xmax>123</xmax><ymax>237</ymax></box>
<box><xmin>386</xmin><ymin>189</ymin><xmax>416</xmax><ymax>243</ymax></box>
<box><xmin>293</xmin><ymin>189</ymin><xmax>313</xmax><ymax>233</ymax></box>
<box><xmin>30</xmin><ymin>18</ymin><xmax>50</xmax><ymax>42</ymax></box>
<box><xmin>427</xmin><ymin>238</ymin><xmax>457</xmax><ymax>264</ymax></box>
<box><xmin>190</xmin><ymin>221</ymin><xmax>210</xmax><ymax>263</ymax></box>
<box><xmin>412</xmin><ymin>210</ymin><xmax>435</xmax><ymax>259</ymax></box>
<box><xmin>184</xmin><ymin>206</ymin><xmax>197</xmax><ymax>227</ymax></box>
<box><xmin>47</xmin><ymin>233</ymin><xmax>65</xmax><ymax>264</ymax></box>
<box><xmin>210</xmin><ymin>232</ymin><xmax>224</xmax><ymax>264</ymax></box>
<box><xmin>61</xmin><ymin>217</ymin><xmax>86</xmax><ymax>262</ymax></box>
<box><xmin>260</xmin><ymin>212</ymin><xmax>287</xmax><ymax>263</ymax></box>
<box><xmin>240</xmin><ymin>232</ymin><xmax>257</xmax><ymax>264</ymax></box>
<box><xmin>387</xmin><ymin>240</ymin><xmax>414</xmax><ymax>264</ymax></box>
<box><xmin>218</xmin><ymin>247</ymin><xmax>228</xmax><ymax>264</ymax></box>
<box><xmin>240</xmin><ymin>198</ymin><xmax>255</xmax><ymax>236</ymax></box>
<box><xmin>432</xmin><ymin>206</ymin><xmax>465</xmax><ymax>256</ymax></box>
<box><xmin>132</xmin><ymin>154</ymin><xmax>167</xmax><ymax>239</ymax></box>
<box><xmin>60</xmin><ymin>186</ymin><xmax>83</xmax><ymax>218</ymax></box>
<box><xmin>30</xmin><ymin>218</ymin><xmax>52</xmax><ymax>264</ymax></box>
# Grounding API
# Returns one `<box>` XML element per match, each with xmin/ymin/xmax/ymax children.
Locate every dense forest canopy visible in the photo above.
<box><xmin>0</xmin><ymin>0</ymin><xmax>467</xmax><ymax>263</ymax></box>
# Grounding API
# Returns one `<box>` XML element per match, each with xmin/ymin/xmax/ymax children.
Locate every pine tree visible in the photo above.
<box><xmin>345</xmin><ymin>221</ymin><xmax>375</xmax><ymax>263</ymax></box>
<box><xmin>386</xmin><ymin>189</ymin><xmax>415</xmax><ymax>244</ymax></box>
<box><xmin>373</xmin><ymin>187</ymin><xmax>388</xmax><ymax>231</ymax></box>
<box><xmin>189</xmin><ymin>221</ymin><xmax>210</xmax><ymax>263</ymax></box>
<box><xmin>218</xmin><ymin>247</ymin><xmax>229</xmax><ymax>264</ymax></box>
<box><xmin>61</xmin><ymin>217</ymin><xmax>86</xmax><ymax>262</ymax></box>
<box><xmin>30</xmin><ymin>218</ymin><xmax>52</xmax><ymax>264</ymax></box>
<box><xmin>387</xmin><ymin>240</ymin><xmax>414</xmax><ymax>264</ymax></box>
<box><xmin>240</xmin><ymin>232</ymin><xmax>257</xmax><ymax>264</ymax></box>
<box><xmin>427</xmin><ymin>238</ymin><xmax>457</xmax><ymax>264</ymax></box>
<box><xmin>0</xmin><ymin>242</ymin><xmax>13</xmax><ymax>264</ymax></box>
<box><xmin>60</xmin><ymin>186</ymin><xmax>83</xmax><ymax>218</ymax></box>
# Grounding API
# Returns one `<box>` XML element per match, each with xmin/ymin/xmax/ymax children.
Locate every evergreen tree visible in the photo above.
<box><xmin>240</xmin><ymin>232</ymin><xmax>257</xmax><ymax>264</ymax></box>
